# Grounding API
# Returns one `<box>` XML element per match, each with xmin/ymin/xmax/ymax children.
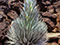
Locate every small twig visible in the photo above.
<box><xmin>47</xmin><ymin>33</ymin><xmax>60</xmax><ymax>38</ymax></box>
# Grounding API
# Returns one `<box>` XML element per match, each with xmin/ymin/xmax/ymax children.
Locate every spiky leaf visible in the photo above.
<box><xmin>5</xmin><ymin>0</ymin><xmax>48</xmax><ymax>45</ymax></box>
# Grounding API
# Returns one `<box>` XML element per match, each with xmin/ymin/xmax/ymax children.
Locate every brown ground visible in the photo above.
<box><xmin>0</xmin><ymin>0</ymin><xmax>60</xmax><ymax>45</ymax></box>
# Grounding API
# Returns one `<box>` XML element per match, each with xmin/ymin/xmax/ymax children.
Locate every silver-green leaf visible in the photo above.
<box><xmin>5</xmin><ymin>0</ymin><xmax>48</xmax><ymax>45</ymax></box>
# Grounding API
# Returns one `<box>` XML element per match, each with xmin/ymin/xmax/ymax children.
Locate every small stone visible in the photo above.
<box><xmin>7</xmin><ymin>10</ymin><xmax>18</xmax><ymax>19</ymax></box>
<box><xmin>58</xmin><ymin>39</ymin><xmax>60</xmax><ymax>44</ymax></box>
<box><xmin>0</xmin><ymin>22</ymin><xmax>6</xmax><ymax>30</ymax></box>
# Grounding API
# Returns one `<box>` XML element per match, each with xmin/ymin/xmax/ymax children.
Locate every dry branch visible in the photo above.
<box><xmin>47</xmin><ymin>33</ymin><xmax>60</xmax><ymax>38</ymax></box>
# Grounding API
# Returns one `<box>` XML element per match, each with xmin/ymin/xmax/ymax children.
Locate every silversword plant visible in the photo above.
<box><xmin>5</xmin><ymin>0</ymin><xmax>48</xmax><ymax>45</ymax></box>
